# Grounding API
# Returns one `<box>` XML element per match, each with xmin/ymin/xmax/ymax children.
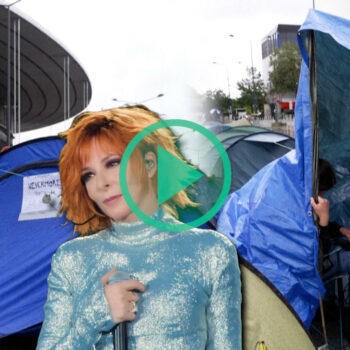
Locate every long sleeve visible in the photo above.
<box><xmin>319</xmin><ymin>221</ymin><xmax>342</xmax><ymax>240</ymax></box>
<box><xmin>319</xmin><ymin>221</ymin><xmax>342</xmax><ymax>252</ymax></box>
<box><xmin>205</xmin><ymin>239</ymin><xmax>242</xmax><ymax>350</ymax></box>
<box><xmin>36</xmin><ymin>248</ymin><xmax>115</xmax><ymax>350</ymax></box>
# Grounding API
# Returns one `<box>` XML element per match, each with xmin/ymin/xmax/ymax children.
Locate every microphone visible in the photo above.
<box><xmin>108</xmin><ymin>270</ymin><xmax>133</xmax><ymax>350</ymax></box>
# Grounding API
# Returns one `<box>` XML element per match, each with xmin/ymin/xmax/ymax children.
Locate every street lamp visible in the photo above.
<box><xmin>212</xmin><ymin>61</ymin><xmax>231</xmax><ymax>98</ymax></box>
<box><xmin>1</xmin><ymin>0</ymin><xmax>22</xmax><ymax>146</ymax></box>
<box><xmin>226</xmin><ymin>33</ymin><xmax>244</xmax><ymax>102</ymax></box>
<box><xmin>212</xmin><ymin>61</ymin><xmax>235</xmax><ymax>120</ymax></box>
<box><xmin>139</xmin><ymin>93</ymin><xmax>164</xmax><ymax>104</ymax></box>
<box><xmin>229</xmin><ymin>33</ymin><xmax>258</xmax><ymax>114</ymax></box>
<box><xmin>112</xmin><ymin>98</ymin><xmax>135</xmax><ymax>105</ymax></box>
<box><xmin>112</xmin><ymin>93</ymin><xmax>164</xmax><ymax>106</ymax></box>
<box><xmin>250</xmin><ymin>40</ymin><xmax>257</xmax><ymax>114</ymax></box>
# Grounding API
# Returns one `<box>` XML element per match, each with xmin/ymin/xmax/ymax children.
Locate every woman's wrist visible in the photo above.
<box><xmin>318</xmin><ymin>216</ymin><xmax>329</xmax><ymax>227</ymax></box>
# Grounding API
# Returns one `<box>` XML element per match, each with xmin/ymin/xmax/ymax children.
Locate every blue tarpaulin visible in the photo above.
<box><xmin>217</xmin><ymin>9</ymin><xmax>350</xmax><ymax>328</ymax></box>
<box><xmin>0</xmin><ymin>137</ymin><xmax>74</xmax><ymax>337</ymax></box>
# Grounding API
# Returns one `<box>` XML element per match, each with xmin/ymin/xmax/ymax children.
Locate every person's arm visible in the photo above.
<box><xmin>310</xmin><ymin>196</ymin><xmax>330</xmax><ymax>226</ymax></box>
<box><xmin>206</xmin><ymin>238</ymin><xmax>242</xmax><ymax>350</ymax></box>
<box><xmin>318</xmin><ymin>221</ymin><xmax>342</xmax><ymax>240</ymax></box>
<box><xmin>37</xmin><ymin>248</ymin><xmax>115</xmax><ymax>350</ymax></box>
<box><xmin>340</xmin><ymin>226</ymin><xmax>350</xmax><ymax>242</ymax></box>
<box><xmin>310</xmin><ymin>197</ymin><xmax>346</xmax><ymax>240</ymax></box>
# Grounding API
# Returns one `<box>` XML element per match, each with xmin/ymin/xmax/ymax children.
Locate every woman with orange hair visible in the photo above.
<box><xmin>36</xmin><ymin>106</ymin><xmax>242</xmax><ymax>350</ymax></box>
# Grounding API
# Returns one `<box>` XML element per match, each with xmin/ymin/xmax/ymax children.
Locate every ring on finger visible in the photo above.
<box><xmin>131</xmin><ymin>300</ymin><xmax>138</xmax><ymax>313</ymax></box>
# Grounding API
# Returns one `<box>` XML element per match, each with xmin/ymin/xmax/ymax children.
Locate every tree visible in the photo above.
<box><xmin>236</xmin><ymin>67</ymin><xmax>265</xmax><ymax>113</ymax></box>
<box><xmin>269</xmin><ymin>42</ymin><xmax>301</xmax><ymax>96</ymax></box>
<box><xmin>202</xmin><ymin>89</ymin><xmax>236</xmax><ymax>119</ymax></box>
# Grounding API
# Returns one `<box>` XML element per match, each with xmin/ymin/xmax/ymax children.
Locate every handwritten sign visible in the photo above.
<box><xmin>18</xmin><ymin>172</ymin><xmax>62</xmax><ymax>221</ymax></box>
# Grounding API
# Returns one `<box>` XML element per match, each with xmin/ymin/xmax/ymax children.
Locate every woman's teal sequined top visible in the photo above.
<box><xmin>37</xmin><ymin>209</ymin><xmax>242</xmax><ymax>349</ymax></box>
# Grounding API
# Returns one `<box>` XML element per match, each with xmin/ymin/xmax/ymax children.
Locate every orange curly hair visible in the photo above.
<box><xmin>59</xmin><ymin>106</ymin><xmax>196</xmax><ymax>235</ymax></box>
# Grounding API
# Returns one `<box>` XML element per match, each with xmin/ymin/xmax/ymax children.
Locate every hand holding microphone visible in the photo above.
<box><xmin>101</xmin><ymin>268</ymin><xmax>146</xmax><ymax>324</ymax></box>
<box><xmin>102</xmin><ymin>269</ymin><xmax>145</xmax><ymax>350</ymax></box>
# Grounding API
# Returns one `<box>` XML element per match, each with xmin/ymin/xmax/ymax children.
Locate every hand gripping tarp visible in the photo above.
<box><xmin>217</xmin><ymin>9</ymin><xmax>350</xmax><ymax>328</ymax></box>
<box><xmin>0</xmin><ymin>137</ymin><xmax>74</xmax><ymax>337</ymax></box>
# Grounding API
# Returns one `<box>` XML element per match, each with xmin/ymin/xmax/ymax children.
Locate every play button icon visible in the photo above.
<box><xmin>119</xmin><ymin>119</ymin><xmax>231</xmax><ymax>231</ymax></box>
<box><xmin>157</xmin><ymin>146</ymin><xmax>204</xmax><ymax>206</ymax></box>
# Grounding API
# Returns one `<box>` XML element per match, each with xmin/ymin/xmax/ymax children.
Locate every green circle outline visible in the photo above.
<box><xmin>120</xmin><ymin>119</ymin><xmax>231</xmax><ymax>231</ymax></box>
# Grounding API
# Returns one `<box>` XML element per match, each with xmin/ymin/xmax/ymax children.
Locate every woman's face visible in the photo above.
<box><xmin>81</xmin><ymin>139</ymin><xmax>157</xmax><ymax>222</ymax></box>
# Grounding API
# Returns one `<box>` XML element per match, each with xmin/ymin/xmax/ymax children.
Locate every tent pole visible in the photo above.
<box><xmin>309</xmin><ymin>29</ymin><xmax>329</xmax><ymax>348</ymax></box>
<box><xmin>318</xmin><ymin>292</ymin><xmax>328</xmax><ymax>345</ymax></box>
<box><xmin>308</xmin><ymin>31</ymin><xmax>319</xmax><ymax>208</ymax></box>
<box><xmin>6</xmin><ymin>5</ymin><xmax>11</xmax><ymax>146</ymax></box>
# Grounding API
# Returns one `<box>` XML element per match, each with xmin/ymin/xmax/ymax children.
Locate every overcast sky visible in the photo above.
<box><xmin>10</xmin><ymin>0</ymin><xmax>350</xmax><ymax>142</ymax></box>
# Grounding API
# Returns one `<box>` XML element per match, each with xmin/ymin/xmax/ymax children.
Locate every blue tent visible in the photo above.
<box><xmin>0</xmin><ymin>137</ymin><xmax>74</xmax><ymax>337</ymax></box>
<box><xmin>217</xmin><ymin>9</ymin><xmax>350</xmax><ymax>328</ymax></box>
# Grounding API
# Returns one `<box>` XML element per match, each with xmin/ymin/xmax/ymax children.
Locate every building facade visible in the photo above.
<box><xmin>261</xmin><ymin>24</ymin><xmax>300</xmax><ymax>117</ymax></box>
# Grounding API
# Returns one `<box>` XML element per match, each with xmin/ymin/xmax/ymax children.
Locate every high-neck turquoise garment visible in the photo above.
<box><xmin>37</xmin><ymin>208</ymin><xmax>242</xmax><ymax>349</ymax></box>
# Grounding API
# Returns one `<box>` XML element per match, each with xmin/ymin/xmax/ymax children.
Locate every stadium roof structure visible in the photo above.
<box><xmin>0</xmin><ymin>4</ymin><xmax>91</xmax><ymax>146</ymax></box>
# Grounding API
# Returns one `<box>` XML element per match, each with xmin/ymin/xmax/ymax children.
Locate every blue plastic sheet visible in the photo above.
<box><xmin>0</xmin><ymin>137</ymin><xmax>74</xmax><ymax>337</ymax></box>
<box><xmin>217</xmin><ymin>9</ymin><xmax>350</xmax><ymax>328</ymax></box>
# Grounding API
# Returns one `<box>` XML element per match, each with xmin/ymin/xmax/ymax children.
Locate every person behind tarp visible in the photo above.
<box><xmin>310</xmin><ymin>158</ymin><xmax>350</xmax><ymax>278</ymax></box>
<box><xmin>36</xmin><ymin>106</ymin><xmax>242</xmax><ymax>350</ymax></box>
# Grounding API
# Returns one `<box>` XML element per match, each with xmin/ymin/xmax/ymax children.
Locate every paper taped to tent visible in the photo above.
<box><xmin>218</xmin><ymin>7</ymin><xmax>350</xmax><ymax>330</ymax></box>
<box><xmin>1</xmin><ymin>8</ymin><xmax>349</xmax><ymax>350</ymax></box>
